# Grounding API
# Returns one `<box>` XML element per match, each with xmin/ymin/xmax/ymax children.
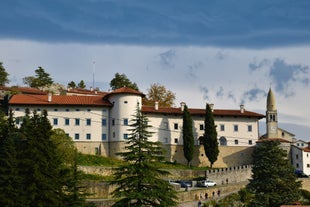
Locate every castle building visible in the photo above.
<box><xmin>8</xmin><ymin>87</ymin><xmax>264</xmax><ymax>167</ymax></box>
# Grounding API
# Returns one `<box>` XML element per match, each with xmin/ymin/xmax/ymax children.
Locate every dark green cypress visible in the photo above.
<box><xmin>182</xmin><ymin>105</ymin><xmax>195</xmax><ymax>167</ymax></box>
<box><xmin>203</xmin><ymin>103</ymin><xmax>219</xmax><ymax>168</ymax></box>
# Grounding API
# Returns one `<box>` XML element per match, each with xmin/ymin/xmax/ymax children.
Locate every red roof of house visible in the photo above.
<box><xmin>142</xmin><ymin>106</ymin><xmax>264</xmax><ymax>119</ymax></box>
<box><xmin>104</xmin><ymin>87</ymin><xmax>145</xmax><ymax>98</ymax></box>
<box><xmin>9</xmin><ymin>94</ymin><xmax>112</xmax><ymax>107</ymax></box>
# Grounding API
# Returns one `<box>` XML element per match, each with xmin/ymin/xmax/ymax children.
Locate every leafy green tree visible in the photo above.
<box><xmin>202</xmin><ymin>103</ymin><xmax>219</xmax><ymax>168</ymax></box>
<box><xmin>0</xmin><ymin>62</ymin><xmax>9</xmax><ymax>86</ymax></box>
<box><xmin>68</xmin><ymin>81</ymin><xmax>77</xmax><ymax>89</ymax></box>
<box><xmin>182</xmin><ymin>105</ymin><xmax>194</xmax><ymax>167</ymax></box>
<box><xmin>110</xmin><ymin>72</ymin><xmax>139</xmax><ymax>91</ymax></box>
<box><xmin>143</xmin><ymin>83</ymin><xmax>176</xmax><ymax>107</ymax></box>
<box><xmin>23</xmin><ymin>66</ymin><xmax>53</xmax><ymax>88</ymax></box>
<box><xmin>111</xmin><ymin>104</ymin><xmax>178</xmax><ymax>207</ymax></box>
<box><xmin>247</xmin><ymin>140</ymin><xmax>301</xmax><ymax>207</ymax></box>
<box><xmin>77</xmin><ymin>80</ymin><xmax>86</xmax><ymax>89</ymax></box>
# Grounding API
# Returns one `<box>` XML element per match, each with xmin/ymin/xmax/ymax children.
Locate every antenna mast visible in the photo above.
<box><xmin>92</xmin><ymin>61</ymin><xmax>95</xmax><ymax>89</ymax></box>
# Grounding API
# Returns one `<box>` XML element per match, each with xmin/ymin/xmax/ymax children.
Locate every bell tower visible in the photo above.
<box><xmin>266</xmin><ymin>88</ymin><xmax>278</xmax><ymax>138</ymax></box>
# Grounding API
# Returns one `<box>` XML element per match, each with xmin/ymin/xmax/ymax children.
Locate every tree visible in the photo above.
<box><xmin>182</xmin><ymin>105</ymin><xmax>194</xmax><ymax>167</ymax></box>
<box><xmin>110</xmin><ymin>72</ymin><xmax>139</xmax><ymax>91</ymax></box>
<box><xmin>0</xmin><ymin>62</ymin><xmax>9</xmax><ymax>86</ymax></box>
<box><xmin>247</xmin><ymin>140</ymin><xmax>302</xmax><ymax>207</ymax></box>
<box><xmin>202</xmin><ymin>103</ymin><xmax>219</xmax><ymax>168</ymax></box>
<box><xmin>143</xmin><ymin>83</ymin><xmax>176</xmax><ymax>107</ymax></box>
<box><xmin>111</xmin><ymin>104</ymin><xmax>178</xmax><ymax>207</ymax></box>
<box><xmin>23</xmin><ymin>66</ymin><xmax>53</xmax><ymax>88</ymax></box>
<box><xmin>68</xmin><ymin>81</ymin><xmax>77</xmax><ymax>89</ymax></box>
<box><xmin>77</xmin><ymin>80</ymin><xmax>86</xmax><ymax>89</ymax></box>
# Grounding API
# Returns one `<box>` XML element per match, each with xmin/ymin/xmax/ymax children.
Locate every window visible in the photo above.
<box><xmin>112</xmin><ymin>119</ymin><xmax>115</xmax><ymax>126</ymax></box>
<box><xmin>296</xmin><ymin>154</ymin><xmax>299</xmax><ymax>159</ymax></box>
<box><xmin>102</xmin><ymin>119</ymin><xmax>107</xmax><ymax>126</ymax></box>
<box><xmin>65</xmin><ymin>118</ymin><xmax>70</xmax><ymax>125</ymax></box>
<box><xmin>87</xmin><ymin>109</ymin><xmax>91</xmax><ymax>112</ymax></box>
<box><xmin>199</xmin><ymin>124</ymin><xmax>204</xmax><ymax>130</ymax></box>
<box><xmin>123</xmin><ymin>118</ymin><xmax>128</xmax><ymax>126</ymax></box>
<box><xmin>54</xmin><ymin>109</ymin><xmax>58</xmax><ymax>111</ymax></box>
<box><xmin>174</xmin><ymin>123</ymin><xmax>178</xmax><ymax>130</ymax></box>
<box><xmin>234</xmin><ymin>139</ymin><xmax>239</xmax><ymax>145</ymax></box>
<box><xmin>16</xmin><ymin>118</ymin><xmax>20</xmax><ymax>125</ymax></box>
<box><xmin>66</xmin><ymin>109</ymin><xmax>70</xmax><ymax>112</ymax></box>
<box><xmin>75</xmin><ymin>118</ymin><xmax>80</xmax><ymax>126</ymax></box>
<box><xmin>164</xmin><ymin>137</ymin><xmax>168</xmax><ymax>143</ymax></box>
<box><xmin>297</xmin><ymin>163</ymin><xmax>299</xmax><ymax>168</ymax></box>
<box><xmin>220</xmin><ymin>125</ymin><xmax>225</xmax><ymax>131</ymax></box>
<box><xmin>86</xmin><ymin>119</ymin><xmax>91</xmax><ymax>126</ymax></box>
<box><xmin>234</xmin><ymin>125</ymin><xmax>238</xmax><ymax>132</ymax></box>
<box><xmin>102</xmin><ymin>134</ymin><xmax>107</xmax><ymax>140</ymax></box>
<box><xmin>102</xmin><ymin>109</ymin><xmax>107</xmax><ymax>112</ymax></box>
<box><xmin>74</xmin><ymin>133</ymin><xmax>80</xmax><ymax>140</ymax></box>
<box><xmin>123</xmin><ymin>134</ymin><xmax>128</xmax><ymax>139</ymax></box>
<box><xmin>113</xmin><ymin>132</ymin><xmax>115</xmax><ymax>138</ymax></box>
<box><xmin>65</xmin><ymin>133</ymin><xmax>69</xmax><ymax>137</ymax></box>
<box><xmin>248</xmin><ymin>140</ymin><xmax>253</xmax><ymax>145</ymax></box>
<box><xmin>307</xmin><ymin>164</ymin><xmax>310</xmax><ymax>168</ymax></box>
<box><xmin>248</xmin><ymin>125</ymin><xmax>252</xmax><ymax>132</ymax></box>
<box><xmin>16</xmin><ymin>108</ymin><xmax>20</xmax><ymax>111</ymax></box>
<box><xmin>219</xmin><ymin>136</ymin><xmax>227</xmax><ymax>146</ymax></box>
<box><xmin>124</xmin><ymin>101</ymin><xmax>128</xmax><ymax>104</ymax></box>
<box><xmin>174</xmin><ymin>138</ymin><xmax>178</xmax><ymax>143</ymax></box>
<box><xmin>86</xmin><ymin>133</ymin><xmax>91</xmax><ymax>140</ymax></box>
<box><xmin>76</xmin><ymin>109</ymin><xmax>80</xmax><ymax>111</ymax></box>
<box><xmin>53</xmin><ymin>118</ymin><xmax>58</xmax><ymax>125</ymax></box>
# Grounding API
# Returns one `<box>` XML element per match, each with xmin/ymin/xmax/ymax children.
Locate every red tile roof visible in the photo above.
<box><xmin>142</xmin><ymin>106</ymin><xmax>264</xmax><ymax>118</ymax></box>
<box><xmin>104</xmin><ymin>87</ymin><xmax>145</xmax><ymax>98</ymax></box>
<box><xmin>257</xmin><ymin>138</ymin><xmax>292</xmax><ymax>143</ymax></box>
<box><xmin>9</xmin><ymin>94</ymin><xmax>112</xmax><ymax>107</ymax></box>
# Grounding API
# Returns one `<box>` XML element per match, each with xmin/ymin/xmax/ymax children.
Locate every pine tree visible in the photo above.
<box><xmin>111</xmin><ymin>104</ymin><xmax>178</xmax><ymax>207</ymax></box>
<box><xmin>247</xmin><ymin>140</ymin><xmax>302</xmax><ymax>207</ymax></box>
<box><xmin>203</xmin><ymin>103</ymin><xmax>219</xmax><ymax>168</ymax></box>
<box><xmin>182</xmin><ymin>105</ymin><xmax>194</xmax><ymax>166</ymax></box>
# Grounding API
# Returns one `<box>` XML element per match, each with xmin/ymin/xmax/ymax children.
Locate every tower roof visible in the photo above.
<box><xmin>267</xmin><ymin>88</ymin><xmax>276</xmax><ymax>111</ymax></box>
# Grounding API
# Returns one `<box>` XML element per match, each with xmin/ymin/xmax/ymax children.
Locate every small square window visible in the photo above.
<box><xmin>174</xmin><ymin>138</ymin><xmax>178</xmax><ymax>143</ymax></box>
<box><xmin>86</xmin><ymin>119</ymin><xmax>91</xmax><ymax>126</ymax></box>
<box><xmin>123</xmin><ymin>134</ymin><xmax>128</xmax><ymax>139</ymax></box>
<box><xmin>102</xmin><ymin>119</ymin><xmax>107</xmax><ymax>126</ymax></box>
<box><xmin>199</xmin><ymin>124</ymin><xmax>204</xmax><ymax>130</ymax></box>
<box><xmin>75</xmin><ymin>118</ymin><xmax>80</xmax><ymax>125</ymax></box>
<box><xmin>86</xmin><ymin>134</ymin><xmax>91</xmax><ymax>140</ymax></box>
<box><xmin>174</xmin><ymin>123</ymin><xmax>178</xmax><ymax>130</ymax></box>
<box><xmin>248</xmin><ymin>125</ymin><xmax>252</xmax><ymax>132</ymax></box>
<box><xmin>123</xmin><ymin>118</ymin><xmax>128</xmax><ymax>126</ymax></box>
<box><xmin>54</xmin><ymin>109</ymin><xmax>58</xmax><ymax>111</ymax></box>
<box><xmin>102</xmin><ymin>109</ymin><xmax>107</xmax><ymax>112</ymax></box>
<box><xmin>124</xmin><ymin>101</ymin><xmax>128</xmax><ymax>104</ymax></box>
<box><xmin>234</xmin><ymin>139</ymin><xmax>238</xmax><ymax>145</ymax></box>
<box><xmin>53</xmin><ymin>118</ymin><xmax>58</xmax><ymax>125</ymax></box>
<box><xmin>66</xmin><ymin>109</ymin><xmax>70</xmax><ymax>112</ymax></box>
<box><xmin>74</xmin><ymin>134</ymin><xmax>80</xmax><ymax>140</ymax></box>
<box><xmin>65</xmin><ymin>118</ymin><xmax>70</xmax><ymax>125</ymax></box>
<box><xmin>220</xmin><ymin>125</ymin><xmax>225</xmax><ymax>131</ymax></box>
<box><xmin>102</xmin><ymin>134</ymin><xmax>107</xmax><ymax>140</ymax></box>
<box><xmin>76</xmin><ymin>109</ymin><xmax>80</xmax><ymax>111</ymax></box>
<box><xmin>16</xmin><ymin>108</ymin><xmax>20</xmax><ymax>111</ymax></box>
<box><xmin>87</xmin><ymin>109</ymin><xmax>91</xmax><ymax>112</ymax></box>
<box><xmin>248</xmin><ymin>140</ymin><xmax>252</xmax><ymax>145</ymax></box>
<box><xmin>234</xmin><ymin>125</ymin><xmax>238</xmax><ymax>132</ymax></box>
<box><xmin>164</xmin><ymin>137</ymin><xmax>168</xmax><ymax>143</ymax></box>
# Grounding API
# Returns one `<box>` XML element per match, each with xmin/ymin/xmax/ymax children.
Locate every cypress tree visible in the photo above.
<box><xmin>203</xmin><ymin>103</ymin><xmax>219</xmax><ymax>168</ymax></box>
<box><xmin>182</xmin><ymin>105</ymin><xmax>195</xmax><ymax>167</ymax></box>
<box><xmin>111</xmin><ymin>104</ymin><xmax>178</xmax><ymax>207</ymax></box>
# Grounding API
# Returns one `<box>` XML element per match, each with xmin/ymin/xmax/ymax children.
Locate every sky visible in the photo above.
<box><xmin>1</xmin><ymin>0</ymin><xmax>310</xmax><ymax>140</ymax></box>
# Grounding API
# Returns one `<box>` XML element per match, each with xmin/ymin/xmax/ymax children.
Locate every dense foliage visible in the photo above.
<box><xmin>202</xmin><ymin>103</ymin><xmax>219</xmax><ymax>168</ymax></box>
<box><xmin>247</xmin><ymin>140</ymin><xmax>301</xmax><ymax>207</ymax></box>
<box><xmin>143</xmin><ymin>83</ymin><xmax>176</xmax><ymax>107</ymax></box>
<box><xmin>23</xmin><ymin>66</ymin><xmax>53</xmax><ymax>88</ymax></box>
<box><xmin>109</xmin><ymin>72</ymin><xmax>139</xmax><ymax>91</ymax></box>
<box><xmin>0</xmin><ymin>110</ymin><xmax>92</xmax><ymax>207</ymax></box>
<box><xmin>182</xmin><ymin>105</ymin><xmax>194</xmax><ymax>166</ymax></box>
<box><xmin>0</xmin><ymin>62</ymin><xmax>9</xmax><ymax>86</ymax></box>
<box><xmin>111</xmin><ymin>104</ymin><xmax>178</xmax><ymax>207</ymax></box>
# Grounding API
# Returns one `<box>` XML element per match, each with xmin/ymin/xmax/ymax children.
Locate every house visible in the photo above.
<box><xmin>8</xmin><ymin>87</ymin><xmax>264</xmax><ymax>167</ymax></box>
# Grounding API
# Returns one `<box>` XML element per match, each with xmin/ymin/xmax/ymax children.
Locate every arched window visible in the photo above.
<box><xmin>219</xmin><ymin>136</ymin><xmax>227</xmax><ymax>146</ymax></box>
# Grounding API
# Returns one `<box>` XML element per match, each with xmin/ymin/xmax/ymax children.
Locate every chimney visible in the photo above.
<box><xmin>180</xmin><ymin>102</ymin><xmax>185</xmax><ymax>111</ymax></box>
<box><xmin>240</xmin><ymin>104</ymin><xmax>245</xmax><ymax>113</ymax></box>
<box><xmin>48</xmin><ymin>93</ymin><xmax>52</xmax><ymax>102</ymax></box>
<box><xmin>155</xmin><ymin>101</ymin><xmax>159</xmax><ymax>110</ymax></box>
<box><xmin>209</xmin><ymin>103</ymin><xmax>214</xmax><ymax>112</ymax></box>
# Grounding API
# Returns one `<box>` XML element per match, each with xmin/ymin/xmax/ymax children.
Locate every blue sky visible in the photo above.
<box><xmin>1</xmin><ymin>0</ymin><xmax>310</xmax><ymax>140</ymax></box>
